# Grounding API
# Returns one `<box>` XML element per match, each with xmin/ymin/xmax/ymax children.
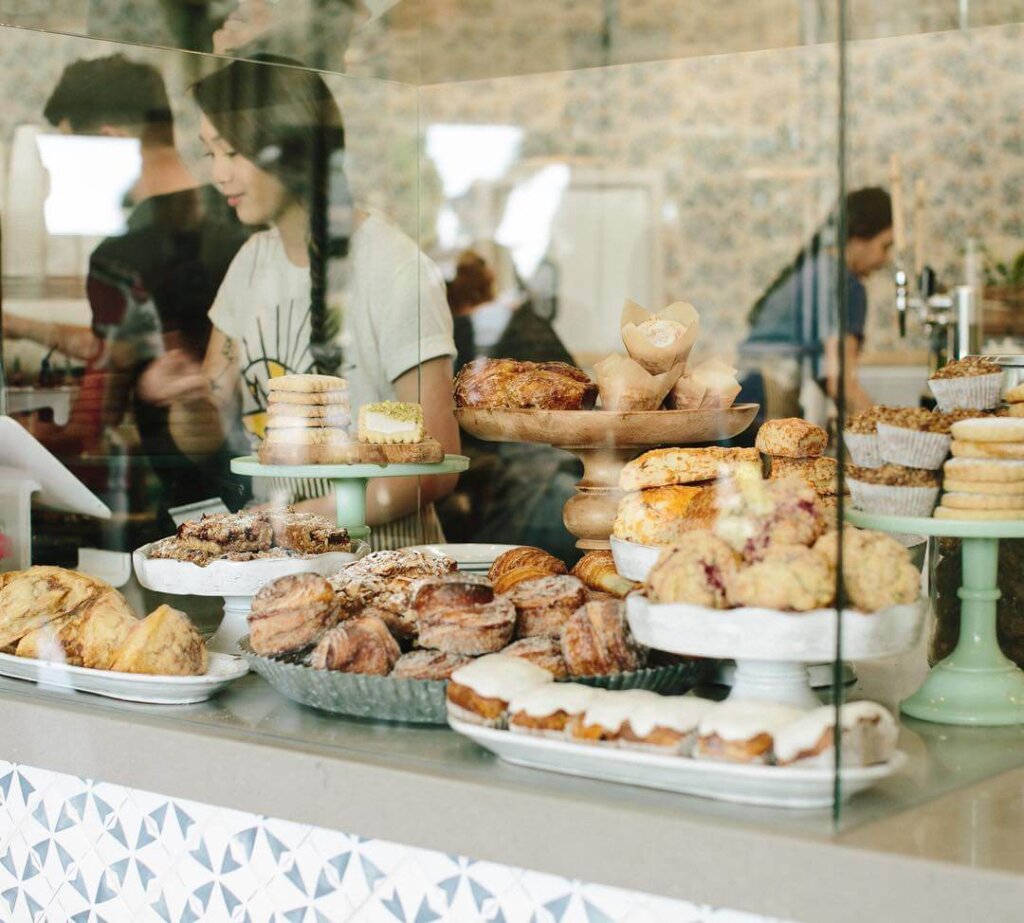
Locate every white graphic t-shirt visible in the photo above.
<box><xmin>208</xmin><ymin>212</ymin><xmax>455</xmax><ymax>446</ymax></box>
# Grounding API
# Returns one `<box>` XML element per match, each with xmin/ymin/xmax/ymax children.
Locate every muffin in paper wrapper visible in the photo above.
<box><xmin>595</xmin><ymin>353</ymin><xmax>683</xmax><ymax>411</ymax></box>
<box><xmin>665</xmin><ymin>358</ymin><xmax>742</xmax><ymax>411</ymax></box>
<box><xmin>620</xmin><ymin>299</ymin><xmax>700</xmax><ymax>374</ymax></box>
<box><xmin>928</xmin><ymin>373</ymin><xmax>1003</xmax><ymax>412</ymax></box>
<box><xmin>876</xmin><ymin>423</ymin><xmax>951</xmax><ymax>470</ymax></box>
<box><xmin>848</xmin><ymin>479</ymin><xmax>939</xmax><ymax>518</ymax></box>
<box><xmin>843</xmin><ymin>432</ymin><xmax>883</xmax><ymax>468</ymax></box>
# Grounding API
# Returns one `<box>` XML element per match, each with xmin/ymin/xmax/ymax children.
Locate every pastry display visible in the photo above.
<box><xmin>773</xmin><ymin>702</ymin><xmax>898</xmax><ymax>768</ymax></box>
<box><xmin>928</xmin><ymin>357</ymin><xmax>1003</xmax><ymax>411</ymax></box>
<box><xmin>645</xmin><ymin>533</ymin><xmax>740</xmax><ymax>609</ymax></box>
<box><xmin>665</xmin><ymin>358</ymin><xmax>742</xmax><ymax>412</ymax></box>
<box><xmin>847</xmin><ymin>463</ymin><xmax>940</xmax><ymax>517</ymax></box>
<box><xmin>358</xmin><ymin>401</ymin><xmax>425</xmax><ymax>445</ymax></box>
<box><xmin>109</xmin><ymin>605</ymin><xmax>208</xmax><ymax>676</ymax></box>
<box><xmin>499</xmin><ymin>637</ymin><xmax>569</xmax><ymax>678</ymax></box>
<box><xmin>453</xmin><ymin>358</ymin><xmax>598</xmax><ymax>410</ymax></box>
<box><xmin>571</xmin><ymin>551</ymin><xmax>638</xmax><ymax>599</ymax></box>
<box><xmin>149</xmin><ymin>509</ymin><xmax>351</xmax><ymax>566</ymax></box>
<box><xmin>416</xmin><ymin>596</ymin><xmax>517</xmax><ymax>655</ymax></box>
<box><xmin>446</xmin><ymin>654</ymin><xmax>554</xmax><ymax>727</ymax></box>
<box><xmin>509</xmin><ymin>575</ymin><xmax>588</xmax><ymax>638</ymax></box>
<box><xmin>560</xmin><ymin>598</ymin><xmax>646</xmax><ymax>676</ymax></box>
<box><xmin>619</xmin><ymin>446</ymin><xmax>761</xmax><ymax>491</ymax></box>
<box><xmin>724</xmin><ymin>545</ymin><xmax>834</xmax><ymax>612</ymax></box>
<box><xmin>755</xmin><ymin>418</ymin><xmax>828</xmax><ymax>458</ymax></box>
<box><xmin>247</xmin><ymin>573</ymin><xmax>339</xmax><ymax>657</ymax></box>
<box><xmin>391</xmin><ymin>650</ymin><xmax>474</xmax><ymax>680</ymax></box>
<box><xmin>309</xmin><ymin>616</ymin><xmax>401</xmax><ymax>675</ymax></box>
<box><xmin>508</xmin><ymin>682</ymin><xmax>600</xmax><ymax>737</ymax></box>
<box><xmin>694</xmin><ymin>701</ymin><xmax>804</xmax><ymax>764</ymax></box>
<box><xmin>813</xmin><ymin>530</ymin><xmax>920</xmax><ymax>612</ymax></box>
<box><xmin>612</xmin><ymin>485</ymin><xmax>706</xmax><ymax>546</ymax></box>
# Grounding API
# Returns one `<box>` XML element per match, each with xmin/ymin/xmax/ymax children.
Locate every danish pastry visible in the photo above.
<box><xmin>417</xmin><ymin>596</ymin><xmax>517</xmax><ymax>655</ymax></box>
<box><xmin>446</xmin><ymin>654</ymin><xmax>554</xmax><ymax>727</ymax></box>
<box><xmin>248</xmin><ymin>573</ymin><xmax>339</xmax><ymax>656</ymax></box>
<box><xmin>560</xmin><ymin>598</ymin><xmax>646</xmax><ymax>676</ymax></box>
<box><xmin>509</xmin><ymin>575</ymin><xmax>588</xmax><ymax>638</ymax></box>
<box><xmin>309</xmin><ymin>615</ymin><xmax>400</xmax><ymax>674</ymax></box>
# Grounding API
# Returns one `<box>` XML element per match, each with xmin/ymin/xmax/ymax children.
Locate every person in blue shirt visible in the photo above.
<box><xmin>741</xmin><ymin>187</ymin><xmax>893</xmax><ymax>418</ymax></box>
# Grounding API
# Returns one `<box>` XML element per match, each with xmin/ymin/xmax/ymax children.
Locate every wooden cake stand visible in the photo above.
<box><xmin>847</xmin><ymin>509</ymin><xmax>1024</xmax><ymax>726</ymax></box>
<box><xmin>455</xmin><ymin>406</ymin><xmax>758</xmax><ymax>549</ymax></box>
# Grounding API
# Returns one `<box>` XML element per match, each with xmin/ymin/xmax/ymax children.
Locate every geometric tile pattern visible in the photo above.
<box><xmin>0</xmin><ymin>761</ymin><xmax>792</xmax><ymax>923</ymax></box>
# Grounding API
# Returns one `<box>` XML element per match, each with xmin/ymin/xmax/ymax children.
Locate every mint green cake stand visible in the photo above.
<box><xmin>847</xmin><ymin>508</ymin><xmax>1024</xmax><ymax>726</ymax></box>
<box><xmin>231</xmin><ymin>455</ymin><xmax>469</xmax><ymax>542</ymax></box>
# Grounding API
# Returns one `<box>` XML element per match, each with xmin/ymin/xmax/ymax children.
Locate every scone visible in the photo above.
<box><xmin>446</xmin><ymin>654</ymin><xmax>554</xmax><ymax>727</ymax></box>
<box><xmin>767</xmin><ymin>456</ymin><xmax>842</xmax><ymax>497</ymax></box>
<box><xmin>755</xmin><ymin>418</ymin><xmax>828</xmax><ymax>458</ymax></box>
<box><xmin>813</xmin><ymin>529</ymin><xmax>920</xmax><ymax>612</ymax></box>
<box><xmin>619</xmin><ymin>446</ymin><xmax>761</xmax><ymax>490</ymax></box>
<box><xmin>357</xmin><ymin>401</ymin><xmax>425</xmax><ymax>444</ymax></box>
<box><xmin>309</xmin><ymin>615</ymin><xmax>401</xmax><ymax>674</ymax></box>
<box><xmin>109</xmin><ymin>605</ymin><xmax>208</xmax><ymax>676</ymax></box>
<box><xmin>725</xmin><ymin>545</ymin><xmax>834</xmax><ymax>611</ymax></box>
<box><xmin>248</xmin><ymin>573</ymin><xmax>339</xmax><ymax>656</ymax></box>
<box><xmin>612</xmin><ymin>485</ymin><xmax>706</xmax><ymax>545</ymax></box>
<box><xmin>644</xmin><ymin>532</ymin><xmax>741</xmax><ymax>608</ymax></box>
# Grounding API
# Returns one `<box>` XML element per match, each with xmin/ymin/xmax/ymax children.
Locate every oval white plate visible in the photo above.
<box><xmin>133</xmin><ymin>541</ymin><xmax>369</xmax><ymax>596</ymax></box>
<box><xmin>403</xmin><ymin>543</ymin><xmax>520</xmax><ymax>572</ymax></box>
<box><xmin>609</xmin><ymin>536</ymin><xmax>665</xmax><ymax>582</ymax></box>
<box><xmin>449</xmin><ymin>717</ymin><xmax>904</xmax><ymax>809</ymax></box>
<box><xmin>0</xmin><ymin>650</ymin><xmax>248</xmax><ymax>705</ymax></box>
<box><xmin>626</xmin><ymin>594</ymin><xmax>927</xmax><ymax>662</ymax></box>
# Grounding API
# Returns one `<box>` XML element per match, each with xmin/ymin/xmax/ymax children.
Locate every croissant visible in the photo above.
<box><xmin>16</xmin><ymin>589</ymin><xmax>137</xmax><ymax>669</ymax></box>
<box><xmin>110</xmin><ymin>605</ymin><xmax>208</xmax><ymax>676</ymax></box>
<box><xmin>488</xmin><ymin>547</ymin><xmax>566</xmax><ymax>583</ymax></box>
<box><xmin>570</xmin><ymin>551</ymin><xmax>638</xmax><ymax>599</ymax></box>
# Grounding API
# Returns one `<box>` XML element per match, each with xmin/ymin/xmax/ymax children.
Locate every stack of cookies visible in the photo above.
<box><xmin>1006</xmin><ymin>382</ymin><xmax>1024</xmax><ymax>417</ymax></box>
<box><xmin>260</xmin><ymin>374</ymin><xmax>352</xmax><ymax>464</ymax></box>
<box><xmin>937</xmin><ymin>417</ymin><xmax>1024</xmax><ymax>520</ymax></box>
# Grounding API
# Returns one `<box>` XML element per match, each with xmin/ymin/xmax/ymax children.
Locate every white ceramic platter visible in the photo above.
<box><xmin>403</xmin><ymin>543</ymin><xmax>520</xmax><ymax>572</ymax></box>
<box><xmin>609</xmin><ymin>536</ymin><xmax>663</xmax><ymax>582</ymax></box>
<box><xmin>133</xmin><ymin>541</ymin><xmax>369</xmax><ymax>596</ymax></box>
<box><xmin>626</xmin><ymin>595</ymin><xmax>926</xmax><ymax>662</ymax></box>
<box><xmin>449</xmin><ymin>717</ymin><xmax>904</xmax><ymax>809</ymax></box>
<box><xmin>0</xmin><ymin>651</ymin><xmax>248</xmax><ymax>705</ymax></box>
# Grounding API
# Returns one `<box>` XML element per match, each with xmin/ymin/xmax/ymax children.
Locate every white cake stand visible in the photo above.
<box><xmin>626</xmin><ymin>594</ymin><xmax>926</xmax><ymax>708</ymax></box>
<box><xmin>133</xmin><ymin>543</ymin><xmax>369</xmax><ymax>655</ymax></box>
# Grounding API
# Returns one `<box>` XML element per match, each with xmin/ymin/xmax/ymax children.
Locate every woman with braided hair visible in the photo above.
<box><xmin>139</xmin><ymin>55</ymin><xmax>459</xmax><ymax>547</ymax></box>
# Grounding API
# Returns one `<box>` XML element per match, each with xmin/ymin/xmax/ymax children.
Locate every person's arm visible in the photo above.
<box><xmin>3</xmin><ymin>314</ymin><xmax>103</xmax><ymax>363</ymax></box>
<box><xmin>296</xmin><ymin>355</ymin><xmax>461</xmax><ymax>526</ymax></box>
<box><xmin>824</xmin><ymin>334</ymin><xmax>874</xmax><ymax>412</ymax></box>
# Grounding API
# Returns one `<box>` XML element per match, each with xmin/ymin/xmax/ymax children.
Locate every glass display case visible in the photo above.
<box><xmin>0</xmin><ymin>1</ymin><xmax>1022</xmax><ymax>895</ymax></box>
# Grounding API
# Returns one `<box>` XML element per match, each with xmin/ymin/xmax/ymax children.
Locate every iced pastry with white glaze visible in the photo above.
<box><xmin>508</xmin><ymin>683</ymin><xmax>602</xmax><ymax>737</ymax></box>
<box><xmin>619</xmin><ymin>695</ymin><xmax>715</xmax><ymax>755</ymax></box>
<box><xmin>569</xmin><ymin>689</ymin><xmax>663</xmax><ymax>743</ymax></box>
<box><xmin>446</xmin><ymin>654</ymin><xmax>553</xmax><ymax>727</ymax></box>
<box><xmin>694</xmin><ymin>701</ymin><xmax>804</xmax><ymax>764</ymax></box>
<box><xmin>773</xmin><ymin>701</ymin><xmax>898</xmax><ymax>768</ymax></box>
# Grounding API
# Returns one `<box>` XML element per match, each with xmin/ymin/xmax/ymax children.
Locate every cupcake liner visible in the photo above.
<box><xmin>843</xmin><ymin>431</ymin><xmax>882</xmax><ymax>468</ymax></box>
<box><xmin>876</xmin><ymin>423</ymin><xmax>951</xmax><ymax>470</ymax></box>
<box><xmin>928</xmin><ymin>373</ymin><xmax>1003</xmax><ymax>412</ymax></box>
<box><xmin>848</xmin><ymin>479</ymin><xmax>939</xmax><ymax>518</ymax></box>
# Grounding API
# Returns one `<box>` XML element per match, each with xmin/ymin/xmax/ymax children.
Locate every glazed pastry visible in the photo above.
<box><xmin>619</xmin><ymin>446</ymin><xmax>761</xmax><ymax>491</ymax></box>
<box><xmin>571</xmin><ymin>551</ymin><xmax>638</xmax><ymax>599</ymax></box>
<box><xmin>488</xmin><ymin>547</ymin><xmax>566</xmax><ymax>583</ymax></box>
<box><xmin>0</xmin><ymin>566</ymin><xmax>108</xmax><ymax>649</ymax></box>
<box><xmin>15</xmin><ymin>588</ymin><xmax>136</xmax><ymax>669</ymax></box>
<box><xmin>446</xmin><ymin>653</ymin><xmax>554</xmax><ymax>727</ymax></box>
<box><xmin>499</xmin><ymin>636</ymin><xmax>569</xmax><ymax>678</ymax></box>
<box><xmin>725</xmin><ymin>545</ymin><xmax>834</xmax><ymax>611</ymax></box>
<box><xmin>611</xmin><ymin>485</ymin><xmax>707</xmax><ymax>545</ymax></box>
<box><xmin>813</xmin><ymin>529</ymin><xmax>920</xmax><ymax>613</ymax></box>
<box><xmin>774</xmin><ymin>701</ymin><xmax>898</xmax><ymax>768</ymax></box>
<box><xmin>109</xmin><ymin>605</ymin><xmax>208</xmax><ymax>676</ymax></box>
<box><xmin>569</xmin><ymin>689</ymin><xmax>663</xmax><ymax>742</ymax></box>
<box><xmin>693</xmin><ymin>701</ymin><xmax>804</xmax><ymax>763</ymax></box>
<box><xmin>407</xmin><ymin>573</ymin><xmax>494</xmax><ymax>614</ymax></box>
<box><xmin>453</xmin><ymin>358</ymin><xmax>598</xmax><ymax>411</ymax></box>
<box><xmin>358</xmin><ymin>401</ymin><xmax>425</xmax><ymax>444</ymax></box>
<box><xmin>767</xmin><ymin>456</ymin><xmax>843</xmax><ymax>498</ymax></box>
<box><xmin>755</xmin><ymin>418</ymin><xmax>828</xmax><ymax>458</ymax></box>
<box><xmin>248</xmin><ymin>573</ymin><xmax>339</xmax><ymax>656</ymax></box>
<box><xmin>508</xmin><ymin>683</ymin><xmax>600</xmax><ymax>737</ymax></box>
<box><xmin>391</xmin><ymin>650</ymin><xmax>473</xmax><ymax>680</ymax></box>
<box><xmin>510</xmin><ymin>575</ymin><xmax>588</xmax><ymax>638</ymax></box>
<box><xmin>619</xmin><ymin>695</ymin><xmax>715</xmax><ymax>755</ymax></box>
<box><xmin>309</xmin><ymin>615</ymin><xmax>401</xmax><ymax>674</ymax></box>
<box><xmin>560</xmin><ymin>598</ymin><xmax>646</xmax><ymax>676</ymax></box>
<box><xmin>269</xmin><ymin>511</ymin><xmax>352</xmax><ymax>555</ymax></box>
<box><xmin>644</xmin><ymin>532</ymin><xmax>741</xmax><ymax>608</ymax></box>
<box><xmin>417</xmin><ymin>596</ymin><xmax>517</xmax><ymax>655</ymax></box>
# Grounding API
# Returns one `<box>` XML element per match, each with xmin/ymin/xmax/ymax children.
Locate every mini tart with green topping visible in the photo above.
<box><xmin>357</xmin><ymin>401</ymin><xmax>425</xmax><ymax>444</ymax></box>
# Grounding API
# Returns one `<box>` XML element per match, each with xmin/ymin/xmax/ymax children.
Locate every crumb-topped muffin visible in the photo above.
<box><xmin>929</xmin><ymin>358</ymin><xmax>1003</xmax><ymax>412</ymax></box>
<box><xmin>847</xmin><ymin>463</ymin><xmax>940</xmax><ymax>517</ymax></box>
<box><xmin>931</xmin><ymin>357</ymin><xmax>1002</xmax><ymax>379</ymax></box>
<box><xmin>847</xmin><ymin>464</ymin><xmax>939</xmax><ymax>487</ymax></box>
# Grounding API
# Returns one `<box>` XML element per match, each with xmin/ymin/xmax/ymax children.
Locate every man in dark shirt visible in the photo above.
<box><xmin>5</xmin><ymin>54</ymin><xmax>250</xmax><ymax>542</ymax></box>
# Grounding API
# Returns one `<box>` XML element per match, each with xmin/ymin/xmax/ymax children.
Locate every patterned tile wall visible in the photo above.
<box><xmin>0</xmin><ymin>760</ymin><xmax>793</xmax><ymax>923</ymax></box>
